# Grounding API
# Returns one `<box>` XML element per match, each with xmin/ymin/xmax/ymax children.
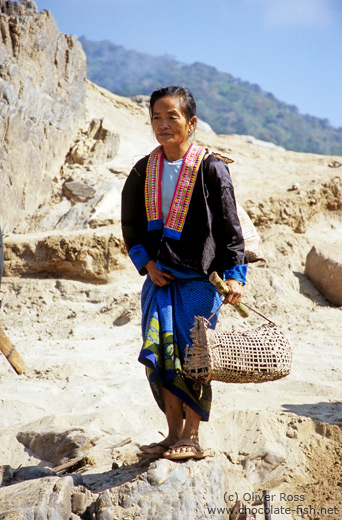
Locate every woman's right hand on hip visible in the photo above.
<box><xmin>145</xmin><ymin>260</ymin><xmax>176</xmax><ymax>287</ymax></box>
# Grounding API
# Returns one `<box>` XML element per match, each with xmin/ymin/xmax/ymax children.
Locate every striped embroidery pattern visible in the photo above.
<box><xmin>164</xmin><ymin>144</ymin><xmax>206</xmax><ymax>235</ymax></box>
<box><xmin>145</xmin><ymin>146</ymin><xmax>164</xmax><ymax>223</ymax></box>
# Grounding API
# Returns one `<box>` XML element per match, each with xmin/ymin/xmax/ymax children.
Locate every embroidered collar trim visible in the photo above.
<box><xmin>145</xmin><ymin>144</ymin><xmax>207</xmax><ymax>240</ymax></box>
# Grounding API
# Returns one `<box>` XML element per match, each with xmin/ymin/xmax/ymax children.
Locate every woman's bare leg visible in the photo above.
<box><xmin>163</xmin><ymin>405</ymin><xmax>202</xmax><ymax>457</ymax></box>
<box><xmin>182</xmin><ymin>405</ymin><xmax>201</xmax><ymax>442</ymax></box>
<box><xmin>140</xmin><ymin>387</ymin><xmax>184</xmax><ymax>454</ymax></box>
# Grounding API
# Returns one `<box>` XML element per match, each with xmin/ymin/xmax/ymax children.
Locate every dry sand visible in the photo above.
<box><xmin>0</xmin><ymin>82</ymin><xmax>341</xmax><ymax>518</ymax></box>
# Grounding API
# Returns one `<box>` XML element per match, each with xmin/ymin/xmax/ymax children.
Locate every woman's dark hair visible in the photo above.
<box><xmin>149</xmin><ymin>86</ymin><xmax>197</xmax><ymax>122</ymax></box>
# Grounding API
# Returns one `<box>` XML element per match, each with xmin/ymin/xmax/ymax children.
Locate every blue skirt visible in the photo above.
<box><xmin>138</xmin><ymin>263</ymin><xmax>222</xmax><ymax>421</ymax></box>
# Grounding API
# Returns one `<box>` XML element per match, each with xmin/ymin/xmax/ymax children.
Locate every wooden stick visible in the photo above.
<box><xmin>264</xmin><ymin>490</ymin><xmax>272</xmax><ymax>520</ymax></box>
<box><xmin>0</xmin><ymin>328</ymin><xmax>26</xmax><ymax>375</ymax></box>
<box><xmin>111</xmin><ymin>437</ymin><xmax>132</xmax><ymax>449</ymax></box>
<box><xmin>209</xmin><ymin>272</ymin><xmax>249</xmax><ymax>318</ymax></box>
<box><xmin>52</xmin><ymin>455</ymin><xmax>93</xmax><ymax>474</ymax></box>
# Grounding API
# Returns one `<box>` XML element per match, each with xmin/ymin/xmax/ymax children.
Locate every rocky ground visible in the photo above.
<box><xmin>0</xmin><ymin>80</ymin><xmax>341</xmax><ymax>519</ymax></box>
<box><xmin>0</xmin><ymin>3</ymin><xmax>342</xmax><ymax>518</ymax></box>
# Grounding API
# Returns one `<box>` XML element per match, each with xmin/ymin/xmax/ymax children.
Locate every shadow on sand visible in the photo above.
<box><xmin>282</xmin><ymin>401</ymin><xmax>342</xmax><ymax>426</ymax></box>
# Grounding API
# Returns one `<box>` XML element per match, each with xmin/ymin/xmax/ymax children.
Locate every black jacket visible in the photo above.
<box><xmin>121</xmin><ymin>152</ymin><xmax>247</xmax><ymax>277</ymax></box>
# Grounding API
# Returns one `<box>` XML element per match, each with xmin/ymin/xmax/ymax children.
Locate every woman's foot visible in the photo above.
<box><xmin>139</xmin><ymin>441</ymin><xmax>170</xmax><ymax>456</ymax></box>
<box><xmin>139</xmin><ymin>435</ymin><xmax>180</xmax><ymax>455</ymax></box>
<box><xmin>163</xmin><ymin>437</ymin><xmax>206</xmax><ymax>460</ymax></box>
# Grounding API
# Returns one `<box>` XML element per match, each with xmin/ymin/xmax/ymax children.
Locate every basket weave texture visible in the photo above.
<box><xmin>184</xmin><ymin>316</ymin><xmax>292</xmax><ymax>384</ymax></box>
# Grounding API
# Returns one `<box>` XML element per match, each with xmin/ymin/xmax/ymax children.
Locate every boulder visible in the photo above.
<box><xmin>245</xmin><ymin>176</ymin><xmax>342</xmax><ymax>233</ymax></box>
<box><xmin>0</xmin><ymin>0</ymin><xmax>86</xmax><ymax>233</ymax></box>
<box><xmin>16</xmin><ymin>429</ymin><xmax>94</xmax><ymax>466</ymax></box>
<box><xmin>67</xmin><ymin>118</ymin><xmax>120</xmax><ymax>165</ymax></box>
<box><xmin>3</xmin><ymin>226</ymin><xmax>127</xmax><ymax>282</ymax></box>
<box><xmin>0</xmin><ymin>476</ymin><xmax>74</xmax><ymax>520</ymax></box>
<box><xmin>92</xmin><ymin>455</ymin><xmax>252</xmax><ymax>520</ymax></box>
<box><xmin>63</xmin><ymin>181</ymin><xmax>96</xmax><ymax>203</ymax></box>
<box><xmin>305</xmin><ymin>245</ymin><xmax>342</xmax><ymax>306</ymax></box>
<box><xmin>0</xmin><ymin>456</ymin><xmax>252</xmax><ymax>520</ymax></box>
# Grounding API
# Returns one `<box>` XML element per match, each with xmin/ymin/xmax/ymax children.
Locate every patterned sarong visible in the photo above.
<box><xmin>138</xmin><ymin>263</ymin><xmax>222</xmax><ymax>421</ymax></box>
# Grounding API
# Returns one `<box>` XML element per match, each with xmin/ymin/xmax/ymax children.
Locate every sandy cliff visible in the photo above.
<box><xmin>0</xmin><ymin>2</ymin><xmax>342</xmax><ymax>519</ymax></box>
<box><xmin>0</xmin><ymin>0</ymin><xmax>86</xmax><ymax>233</ymax></box>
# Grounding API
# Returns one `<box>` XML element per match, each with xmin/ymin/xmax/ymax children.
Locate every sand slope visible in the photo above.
<box><xmin>1</xmin><ymin>82</ymin><xmax>341</xmax><ymax>518</ymax></box>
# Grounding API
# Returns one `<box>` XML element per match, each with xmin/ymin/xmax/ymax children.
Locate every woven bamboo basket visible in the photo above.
<box><xmin>183</xmin><ymin>316</ymin><xmax>292</xmax><ymax>384</ymax></box>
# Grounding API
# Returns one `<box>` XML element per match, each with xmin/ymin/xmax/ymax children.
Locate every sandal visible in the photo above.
<box><xmin>163</xmin><ymin>439</ymin><xmax>208</xmax><ymax>460</ymax></box>
<box><xmin>138</xmin><ymin>441</ymin><xmax>170</xmax><ymax>459</ymax></box>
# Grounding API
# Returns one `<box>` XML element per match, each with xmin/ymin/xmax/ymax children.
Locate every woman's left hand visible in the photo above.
<box><xmin>223</xmin><ymin>279</ymin><xmax>243</xmax><ymax>306</ymax></box>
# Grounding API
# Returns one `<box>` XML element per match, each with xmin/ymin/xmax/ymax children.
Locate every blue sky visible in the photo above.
<box><xmin>35</xmin><ymin>0</ymin><xmax>342</xmax><ymax>128</ymax></box>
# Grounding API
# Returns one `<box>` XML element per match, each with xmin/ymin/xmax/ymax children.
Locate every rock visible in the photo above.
<box><xmin>245</xmin><ymin>176</ymin><xmax>342</xmax><ymax>232</ymax></box>
<box><xmin>243</xmin><ymin>442</ymin><xmax>286</xmax><ymax>485</ymax></box>
<box><xmin>0</xmin><ymin>465</ymin><xmax>13</xmax><ymax>486</ymax></box>
<box><xmin>67</xmin><ymin>118</ymin><xmax>120</xmax><ymax>165</ymax></box>
<box><xmin>3</xmin><ymin>226</ymin><xmax>127</xmax><ymax>282</ymax></box>
<box><xmin>230</xmin><ymin>501</ymin><xmax>253</xmax><ymax>520</ymax></box>
<box><xmin>113</xmin><ymin>310</ymin><xmax>131</xmax><ymax>326</ymax></box>
<box><xmin>71</xmin><ymin>489</ymin><xmax>92</xmax><ymax>515</ymax></box>
<box><xmin>289</xmin><ymin>183</ymin><xmax>300</xmax><ymax>191</ymax></box>
<box><xmin>92</xmin><ymin>454</ymin><xmax>250</xmax><ymax>520</ymax></box>
<box><xmin>63</xmin><ymin>181</ymin><xmax>96</xmax><ymax>203</ymax></box>
<box><xmin>88</xmin><ymin>181</ymin><xmax>122</xmax><ymax>229</ymax></box>
<box><xmin>315</xmin><ymin>422</ymin><xmax>342</xmax><ymax>442</ymax></box>
<box><xmin>305</xmin><ymin>245</ymin><xmax>342</xmax><ymax>306</ymax></box>
<box><xmin>196</xmin><ymin>118</ymin><xmax>215</xmax><ymax>133</ymax></box>
<box><xmin>328</xmin><ymin>160</ymin><xmax>342</xmax><ymax>168</ymax></box>
<box><xmin>16</xmin><ymin>429</ymin><xmax>94</xmax><ymax>466</ymax></box>
<box><xmin>0</xmin><ymin>475</ymin><xmax>74</xmax><ymax>520</ymax></box>
<box><xmin>30</xmin><ymin>175</ymin><xmax>122</xmax><ymax>233</ymax></box>
<box><xmin>130</xmin><ymin>94</ymin><xmax>149</xmax><ymax>108</ymax></box>
<box><xmin>95</xmin><ymin>490</ymin><xmax>114</xmax><ymax>520</ymax></box>
<box><xmin>0</xmin><ymin>0</ymin><xmax>86</xmax><ymax>233</ymax></box>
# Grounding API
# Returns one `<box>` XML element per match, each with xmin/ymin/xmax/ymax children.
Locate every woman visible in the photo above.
<box><xmin>121</xmin><ymin>86</ymin><xmax>247</xmax><ymax>460</ymax></box>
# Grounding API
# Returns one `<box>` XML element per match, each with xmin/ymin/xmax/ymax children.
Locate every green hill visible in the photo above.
<box><xmin>79</xmin><ymin>37</ymin><xmax>342</xmax><ymax>155</ymax></box>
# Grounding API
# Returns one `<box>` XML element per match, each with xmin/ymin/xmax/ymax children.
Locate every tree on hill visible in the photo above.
<box><xmin>79</xmin><ymin>37</ymin><xmax>342</xmax><ymax>155</ymax></box>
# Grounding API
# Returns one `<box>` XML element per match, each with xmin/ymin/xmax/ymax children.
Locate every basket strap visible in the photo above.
<box><xmin>208</xmin><ymin>301</ymin><xmax>277</xmax><ymax>326</ymax></box>
<box><xmin>208</xmin><ymin>303</ymin><xmax>224</xmax><ymax>322</ymax></box>
<box><xmin>239</xmin><ymin>302</ymin><xmax>277</xmax><ymax>325</ymax></box>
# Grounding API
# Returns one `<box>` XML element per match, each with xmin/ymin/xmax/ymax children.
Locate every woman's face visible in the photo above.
<box><xmin>151</xmin><ymin>96</ymin><xmax>196</xmax><ymax>151</ymax></box>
